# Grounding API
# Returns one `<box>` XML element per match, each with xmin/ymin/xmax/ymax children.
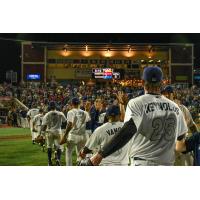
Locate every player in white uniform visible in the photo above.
<box><xmin>86</xmin><ymin>66</ymin><xmax>188</xmax><ymax>166</ymax></box>
<box><xmin>27</xmin><ymin>107</ymin><xmax>39</xmax><ymax>144</ymax></box>
<box><xmin>79</xmin><ymin>105</ymin><xmax>129</xmax><ymax>166</ymax></box>
<box><xmin>32</xmin><ymin>109</ymin><xmax>44</xmax><ymax>139</ymax></box>
<box><xmin>162</xmin><ymin>85</ymin><xmax>199</xmax><ymax>165</ymax></box>
<box><xmin>60</xmin><ymin>97</ymin><xmax>90</xmax><ymax>166</ymax></box>
<box><xmin>41</xmin><ymin>101</ymin><xmax>67</xmax><ymax>166</ymax></box>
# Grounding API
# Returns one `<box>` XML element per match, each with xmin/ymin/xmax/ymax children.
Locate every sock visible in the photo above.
<box><xmin>56</xmin><ymin>149</ymin><xmax>61</xmax><ymax>161</ymax></box>
<box><xmin>47</xmin><ymin>148</ymin><xmax>52</xmax><ymax>163</ymax></box>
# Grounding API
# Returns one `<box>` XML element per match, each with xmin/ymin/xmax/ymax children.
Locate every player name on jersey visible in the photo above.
<box><xmin>145</xmin><ymin>102</ymin><xmax>180</xmax><ymax>115</ymax></box>
<box><xmin>106</xmin><ymin>127</ymin><xmax>121</xmax><ymax>136</ymax></box>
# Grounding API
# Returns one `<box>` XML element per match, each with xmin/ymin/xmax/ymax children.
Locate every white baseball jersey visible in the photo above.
<box><xmin>42</xmin><ymin>110</ymin><xmax>67</xmax><ymax>134</ymax></box>
<box><xmin>27</xmin><ymin>108</ymin><xmax>39</xmax><ymax>119</ymax></box>
<box><xmin>124</xmin><ymin>94</ymin><xmax>188</xmax><ymax>165</ymax></box>
<box><xmin>67</xmin><ymin>108</ymin><xmax>89</xmax><ymax>135</ymax></box>
<box><xmin>179</xmin><ymin>104</ymin><xmax>194</xmax><ymax>129</ymax></box>
<box><xmin>85</xmin><ymin>121</ymin><xmax>130</xmax><ymax>165</ymax></box>
<box><xmin>32</xmin><ymin>113</ymin><xmax>44</xmax><ymax>132</ymax></box>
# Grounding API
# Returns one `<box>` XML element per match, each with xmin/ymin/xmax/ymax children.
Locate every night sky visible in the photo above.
<box><xmin>1</xmin><ymin>33</ymin><xmax>200</xmax><ymax>82</ymax></box>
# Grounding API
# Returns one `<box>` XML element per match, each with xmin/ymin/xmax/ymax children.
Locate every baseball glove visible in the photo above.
<box><xmin>77</xmin><ymin>158</ymin><xmax>94</xmax><ymax>166</ymax></box>
<box><xmin>35</xmin><ymin>135</ymin><xmax>45</xmax><ymax>145</ymax></box>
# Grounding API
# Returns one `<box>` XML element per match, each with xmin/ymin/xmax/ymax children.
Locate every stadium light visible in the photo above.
<box><xmin>62</xmin><ymin>44</ymin><xmax>68</xmax><ymax>56</ymax></box>
<box><xmin>105</xmin><ymin>48</ymin><xmax>111</xmax><ymax>57</ymax></box>
<box><xmin>63</xmin><ymin>44</ymin><xmax>68</xmax><ymax>51</ymax></box>
<box><xmin>128</xmin><ymin>45</ymin><xmax>131</xmax><ymax>53</ymax></box>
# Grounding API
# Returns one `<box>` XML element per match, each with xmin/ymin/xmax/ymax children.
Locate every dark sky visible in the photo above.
<box><xmin>1</xmin><ymin>33</ymin><xmax>200</xmax><ymax>82</ymax></box>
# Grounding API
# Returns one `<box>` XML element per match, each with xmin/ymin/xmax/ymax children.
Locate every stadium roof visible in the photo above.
<box><xmin>27</xmin><ymin>42</ymin><xmax>193</xmax><ymax>52</ymax></box>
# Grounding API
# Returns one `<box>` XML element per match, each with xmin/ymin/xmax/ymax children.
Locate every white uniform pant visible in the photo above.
<box><xmin>29</xmin><ymin>120</ymin><xmax>35</xmax><ymax>140</ymax></box>
<box><xmin>30</xmin><ymin>121</ymin><xmax>41</xmax><ymax>140</ymax></box>
<box><xmin>65</xmin><ymin>134</ymin><xmax>87</xmax><ymax>166</ymax></box>
<box><xmin>46</xmin><ymin>132</ymin><xmax>61</xmax><ymax>150</ymax></box>
<box><xmin>34</xmin><ymin>126</ymin><xmax>42</xmax><ymax>140</ymax></box>
<box><xmin>21</xmin><ymin>118</ymin><xmax>29</xmax><ymax>128</ymax></box>
<box><xmin>60</xmin><ymin>129</ymin><xmax>65</xmax><ymax>152</ymax></box>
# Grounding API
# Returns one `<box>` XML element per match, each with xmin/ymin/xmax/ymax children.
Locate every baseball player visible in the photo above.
<box><xmin>41</xmin><ymin>101</ymin><xmax>67</xmax><ymax>166</ymax></box>
<box><xmin>176</xmin><ymin>132</ymin><xmax>200</xmax><ymax>166</ymax></box>
<box><xmin>162</xmin><ymin>85</ymin><xmax>199</xmax><ymax>166</ymax></box>
<box><xmin>60</xmin><ymin>97</ymin><xmax>90</xmax><ymax>166</ymax></box>
<box><xmin>79</xmin><ymin>105</ymin><xmax>129</xmax><ymax>166</ymax></box>
<box><xmin>32</xmin><ymin>108</ymin><xmax>45</xmax><ymax>144</ymax></box>
<box><xmin>27</xmin><ymin>106</ymin><xmax>39</xmax><ymax>144</ymax></box>
<box><xmin>85</xmin><ymin>66</ymin><xmax>188</xmax><ymax>166</ymax></box>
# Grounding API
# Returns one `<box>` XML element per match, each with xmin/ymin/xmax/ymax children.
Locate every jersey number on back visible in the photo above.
<box><xmin>150</xmin><ymin>116</ymin><xmax>176</xmax><ymax>141</ymax></box>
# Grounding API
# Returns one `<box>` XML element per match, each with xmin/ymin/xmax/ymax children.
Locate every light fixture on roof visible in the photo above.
<box><xmin>147</xmin><ymin>45</ymin><xmax>153</xmax><ymax>59</ymax></box>
<box><xmin>63</xmin><ymin>44</ymin><xmax>68</xmax><ymax>56</ymax></box>
<box><xmin>85</xmin><ymin>44</ymin><xmax>88</xmax><ymax>51</ymax></box>
<box><xmin>63</xmin><ymin>44</ymin><xmax>68</xmax><ymax>51</ymax></box>
<box><xmin>128</xmin><ymin>45</ymin><xmax>131</xmax><ymax>53</ymax></box>
<box><xmin>105</xmin><ymin>48</ymin><xmax>111</xmax><ymax>57</ymax></box>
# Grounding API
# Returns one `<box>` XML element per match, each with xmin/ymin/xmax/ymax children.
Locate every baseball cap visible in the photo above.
<box><xmin>71</xmin><ymin>97</ymin><xmax>80</xmax><ymax>105</ymax></box>
<box><xmin>162</xmin><ymin>85</ymin><xmax>174</xmax><ymax>93</ymax></box>
<box><xmin>49</xmin><ymin>101</ymin><xmax>56</xmax><ymax>109</ymax></box>
<box><xmin>142</xmin><ymin>66</ymin><xmax>163</xmax><ymax>83</ymax></box>
<box><xmin>82</xmin><ymin>96</ymin><xmax>87</xmax><ymax>101</ymax></box>
<box><xmin>106</xmin><ymin>105</ymin><xmax>120</xmax><ymax>117</ymax></box>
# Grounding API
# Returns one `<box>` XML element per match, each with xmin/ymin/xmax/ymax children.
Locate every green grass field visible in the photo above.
<box><xmin>0</xmin><ymin>128</ymin><xmax>77</xmax><ymax>166</ymax></box>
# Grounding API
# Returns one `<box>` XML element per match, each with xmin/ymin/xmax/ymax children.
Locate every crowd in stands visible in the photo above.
<box><xmin>0</xmin><ymin>80</ymin><xmax>200</xmax><ymax>127</ymax></box>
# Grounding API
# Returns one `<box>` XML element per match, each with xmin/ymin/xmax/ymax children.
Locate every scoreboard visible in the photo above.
<box><xmin>92</xmin><ymin>68</ymin><xmax>113</xmax><ymax>79</ymax></box>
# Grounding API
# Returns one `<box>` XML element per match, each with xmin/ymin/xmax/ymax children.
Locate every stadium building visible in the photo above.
<box><xmin>21</xmin><ymin>42</ymin><xmax>194</xmax><ymax>87</ymax></box>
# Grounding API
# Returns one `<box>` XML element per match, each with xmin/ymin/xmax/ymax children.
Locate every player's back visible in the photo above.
<box><xmin>125</xmin><ymin>94</ymin><xmax>187</xmax><ymax>165</ymax></box>
<box><xmin>33</xmin><ymin>113</ymin><xmax>44</xmax><ymax>126</ymax></box>
<box><xmin>86</xmin><ymin>121</ymin><xmax>129</xmax><ymax>165</ymax></box>
<box><xmin>43</xmin><ymin>110</ymin><xmax>66</xmax><ymax>133</ymax></box>
<box><xmin>68</xmin><ymin>108</ymin><xmax>87</xmax><ymax>135</ymax></box>
<box><xmin>27</xmin><ymin>108</ymin><xmax>39</xmax><ymax>119</ymax></box>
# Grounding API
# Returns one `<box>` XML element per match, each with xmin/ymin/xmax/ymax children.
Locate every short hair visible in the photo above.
<box><xmin>144</xmin><ymin>81</ymin><xmax>162</xmax><ymax>90</ymax></box>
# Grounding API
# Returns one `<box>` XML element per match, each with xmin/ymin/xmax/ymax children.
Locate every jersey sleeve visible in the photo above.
<box><xmin>124</xmin><ymin>99</ymin><xmax>142</xmax><ymax>130</ymax></box>
<box><xmin>177</xmin><ymin>108</ymin><xmax>188</xmax><ymax>138</ymax></box>
<box><xmin>27</xmin><ymin>110</ymin><xmax>31</xmax><ymax>117</ymax></box>
<box><xmin>184</xmin><ymin>106</ymin><xmax>195</xmax><ymax>128</ymax></box>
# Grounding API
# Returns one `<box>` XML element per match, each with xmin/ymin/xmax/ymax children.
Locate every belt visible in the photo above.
<box><xmin>133</xmin><ymin>157</ymin><xmax>146</xmax><ymax>161</ymax></box>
